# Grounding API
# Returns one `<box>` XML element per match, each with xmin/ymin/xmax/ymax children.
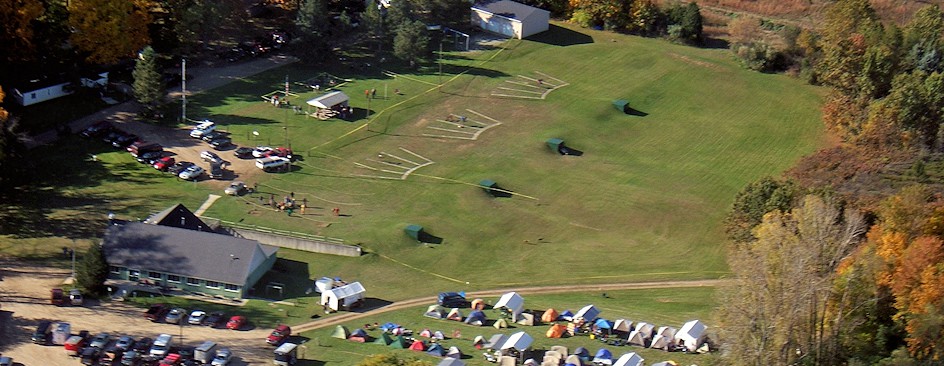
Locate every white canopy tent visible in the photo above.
<box><xmin>500</xmin><ymin>331</ymin><xmax>534</xmax><ymax>351</ymax></box>
<box><xmin>306</xmin><ymin>91</ymin><xmax>349</xmax><ymax>110</ymax></box>
<box><xmin>677</xmin><ymin>320</ymin><xmax>708</xmax><ymax>352</ymax></box>
<box><xmin>574</xmin><ymin>304</ymin><xmax>600</xmax><ymax>321</ymax></box>
<box><xmin>612</xmin><ymin>352</ymin><xmax>644</xmax><ymax>366</ymax></box>
<box><xmin>320</xmin><ymin>281</ymin><xmax>365</xmax><ymax>311</ymax></box>
<box><xmin>494</xmin><ymin>292</ymin><xmax>525</xmax><ymax>315</ymax></box>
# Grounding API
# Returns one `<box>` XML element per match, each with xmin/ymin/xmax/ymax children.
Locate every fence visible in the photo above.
<box><xmin>203</xmin><ymin>217</ymin><xmax>362</xmax><ymax>257</ymax></box>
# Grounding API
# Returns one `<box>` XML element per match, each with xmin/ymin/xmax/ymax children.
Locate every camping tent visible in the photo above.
<box><xmin>381</xmin><ymin>322</ymin><xmax>400</xmax><ymax>332</ymax></box>
<box><xmin>349</xmin><ymin>328</ymin><xmax>368</xmax><ymax>342</ymax></box>
<box><xmin>465</xmin><ymin>310</ymin><xmax>487</xmax><ymax>326</ymax></box>
<box><xmin>574</xmin><ymin>305</ymin><xmax>600</xmax><ymax>322</ymax></box>
<box><xmin>480</xmin><ymin>179</ymin><xmax>499</xmax><ymax>195</ymax></box>
<box><xmin>420</xmin><ymin>329</ymin><xmax>433</xmax><ymax>338</ymax></box>
<box><xmin>409</xmin><ymin>340</ymin><xmax>427</xmax><ymax>351</ymax></box>
<box><xmin>493</xmin><ymin>318</ymin><xmax>509</xmax><ymax>329</ymax></box>
<box><xmin>405</xmin><ymin>224</ymin><xmax>424</xmax><ymax>240</ymax></box>
<box><xmin>471</xmin><ymin>299</ymin><xmax>486</xmax><ymax>310</ymax></box>
<box><xmin>550</xmin><ymin>346</ymin><xmax>569</xmax><ymax>357</ymax></box>
<box><xmin>594</xmin><ymin>319</ymin><xmax>614</xmax><ymax>331</ymax></box>
<box><xmin>390</xmin><ymin>335</ymin><xmax>411</xmax><ymax>349</ymax></box>
<box><xmin>494</xmin><ymin>292</ymin><xmax>525</xmax><ymax>316</ymax></box>
<box><xmin>425</xmin><ymin>305</ymin><xmax>446</xmax><ymax>319</ymax></box>
<box><xmin>592</xmin><ymin>348</ymin><xmax>613</xmax><ymax>365</ymax></box>
<box><xmin>446</xmin><ymin>346</ymin><xmax>462</xmax><ymax>359</ymax></box>
<box><xmin>501</xmin><ymin>331</ymin><xmax>534</xmax><ymax>351</ymax></box>
<box><xmin>433</xmin><ymin>331</ymin><xmax>446</xmax><ymax>340</ymax></box>
<box><xmin>472</xmin><ymin>335</ymin><xmax>486</xmax><ymax>349</ymax></box>
<box><xmin>626</xmin><ymin>330</ymin><xmax>649</xmax><ymax>347</ymax></box>
<box><xmin>541</xmin><ymin>309</ymin><xmax>560</xmax><ymax>323</ymax></box>
<box><xmin>613</xmin><ymin>353</ymin><xmax>644</xmax><ymax>366</ymax></box>
<box><xmin>651</xmin><ymin>362</ymin><xmax>678</xmax><ymax>366</ymax></box>
<box><xmin>543</xmin><ymin>351</ymin><xmax>563</xmax><ymax>365</ymax></box>
<box><xmin>613</xmin><ymin>319</ymin><xmax>633</xmax><ymax>333</ymax></box>
<box><xmin>573</xmin><ymin>347</ymin><xmax>589</xmax><ymax>361</ymax></box>
<box><xmin>612</xmin><ymin>100</ymin><xmax>630</xmax><ymax>113</ymax></box>
<box><xmin>546</xmin><ymin>324</ymin><xmax>567</xmax><ymax>338</ymax></box>
<box><xmin>485</xmin><ymin>334</ymin><xmax>508</xmax><ymax>350</ymax></box>
<box><xmin>447</xmin><ymin>308</ymin><xmax>464</xmax><ymax>321</ymax></box>
<box><xmin>321</xmin><ymin>281</ymin><xmax>365</xmax><ymax>311</ymax></box>
<box><xmin>307</xmin><ymin>91</ymin><xmax>349</xmax><ymax>110</ymax></box>
<box><xmin>634</xmin><ymin>322</ymin><xmax>654</xmax><ymax>337</ymax></box>
<box><xmin>565</xmin><ymin>355</ymin><xmax>583</xmax><ymax>366</ymax></box>
<box><xmin>438</xmin><ymin>358</ymin><xmax>465</xmax><ymax>366</ymax></box>
<box><xmin>517</xmin><ymin>313</ymin><xmax>535</xmax><ymax>326</ymax></box>
<box><xmin>427</xmin><ymin>343</ymin><xmax>446</xmax><ymax>357</ymax></box>
<box><xmin>650</xmin><ymin>326</ymin><xmax>676</xmax><ymax>349</ymax></box>
<box><xmin>677</xmin><ymin>320</ymin><xmax>708</xmax><ymax>352</ymax></box>
<box><xmin>374</xmin><ymin>332</ymin><xmax>394</xmax><ymax>345</ymax></box>
<box><xmin>559</xmin><ymin>310</ymin><xmax>574</xmax><ymax>321</ymax></box>
<box><xmin>331</xmin><ymin>325</ymin><xmax>350</xmax><ymax>339</ymax></box>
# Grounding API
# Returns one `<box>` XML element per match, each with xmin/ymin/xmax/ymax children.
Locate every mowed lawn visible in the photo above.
<box><xmin>199</xmin><ymin>22</ymin><xmax>824</xmax><ymax>299</ymax></box>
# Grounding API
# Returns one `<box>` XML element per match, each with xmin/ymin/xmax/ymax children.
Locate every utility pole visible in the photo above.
<box><xmin>181</xmin><ymin>58</ymin><xmax>187</xmax><ymax>123</ymax></box>
<box><xmin>71</xmin><ymin>238</ymin><xmax>76</xmax><ymax>281</ymax></box>
<box><xmin>438</xmin><ymin>42</ymin><xmax>443</xmax><ymax>91</ymax></box>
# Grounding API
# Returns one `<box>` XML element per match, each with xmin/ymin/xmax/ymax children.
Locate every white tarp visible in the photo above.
<box><xmin>677</xmin><ymin>320</ymin><xmax>708</xmax><ymax>352</ymax></box>
<box><xmin>493</xmin><ymin>292</ymin><xmax>525</xmax><ymax>315</ymax></box>
<box><xmin>612</xmin><ymin>352</ymin><xmax>644</xmax><ymax>366</ymax></box>
<box><xmin>574</xmin><ymin>304</ymin><xmax>600</xmax><ymax>321</ymax></box>
<box><xmin>321</xmin><ymin>281</ymin><xmax>365</xmax><ymax>311</ymax></box>
<box><xmin>306</xmin><ymin>91</ymin><xmax>349</xmax><ymax>109</ymax></box>
<box><xmin>500</xmin><ymin>331</ymin><xmax>534</xmax><ymax>351</ymax></box>
<box><xmin>314</xmin><ymin>277</ymin><xmax>334</xmax><ymax>293</ymax></box>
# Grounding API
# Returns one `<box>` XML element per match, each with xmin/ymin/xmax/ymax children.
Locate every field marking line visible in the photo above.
<box><xmin>371</xmin><ymin>159</ymin><xmax>412</xmax><ymax>170</ymax></box>
<box><xmin>534</xmin><ymin>71</ymin><xmax>567</xmax><ymax>84</ymax></box>
<box><xmin>496</xmin><ymin>86</ymin><xmax>543</xmax><ymax>95</ymax></box>
<box><xmin>381</xmin><ymin>151</ymin><xmax>420</xmax><ymax>166</ymax></box>
<box><xmin>194</xmin><ymin>194</ymin><xmax>221</xmax><ymax>216</ymax></box>
<box><xmin>353</xmin><ymin>162</ymin><xmax>379</xmax><ymax>171</ymax></box>
<box><xmin>421</xmin><ymin>134</ymin><xmax>475</xmax><ymax>140</ymax></box>
<box><xmin>258</xmin><ymin>182</ymin><xmax>364</xmax><ymax>206</ymax></box>
<box><xmin>433</xmin><ymin>119</ymin><xmax>467</xmax><ymax>128</ymax></box>
<box><xmin>471</xmin><ymin>122</ymin><xmax>502</xmax><ymax>139</ymax></box>
<box><xmin>489</xmin><ymin>93</ymin><xmax>544</xmax><ymax>100</ymax></box>
<box><xmin>505</xmin><ymin>80</ymin><xmax>543</xmax><ymax>89</ymax></box>
<box><xmin>350</xmin><ymin>174</ymin><xmax>402</xmax><ymax>180</ymax></box>
<box><xmin>378</xmin><ymin>253</ymin><xmax>466</xmax><ymax>284</ymax></box>
<box><xmin>381</xmin><ymin>70</ymin><xmax>439</xmax><ymax>86</ymax></box>
<box><xmin>399</xmin><ymin>147</ymin><xmax>432</xmax><ymax>163</ymax></box>
<box><xmin>412</xmin><ymin>172</ymin><xmax>538</xmax><ymax>200</ymax></box>
<box><xmin>466</xmin><ymin>109</ymin><xmax>502</xmax><ymax>124</ymax></box>
<box><xmin>427</xmin><ymin>126</ymin><xmax>476</xmax><ymax>135</ymax></box>
<box><xmin>361</xmin><ymin>164</ymin><xmax>405</xmax><ymax>175</ymax></box>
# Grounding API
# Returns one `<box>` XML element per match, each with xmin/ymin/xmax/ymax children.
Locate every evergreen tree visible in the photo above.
<box><xmin>393</xmin><ymin>20</ymin><xmax>429</xmax><ymax>67</ymax></box>
<box><xmin>77</xmin><ymin>243</ymin><xmax>109</xmax><ymax>297</ymax></box>
<box><xmin>295</xmin><ymin>0</ymin><xmax>329</xmax><ymax>36</ymax></box>
<box><xmin>132</xmin><ymin>46</ymin><xmax>165</xmax><ymax>114</ymax></box>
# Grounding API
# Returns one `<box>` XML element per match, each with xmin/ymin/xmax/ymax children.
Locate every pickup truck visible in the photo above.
<box><xmin>144</xmin><ymin>304</ymin><xmax>168</xmax><ymax>322</ymax></box>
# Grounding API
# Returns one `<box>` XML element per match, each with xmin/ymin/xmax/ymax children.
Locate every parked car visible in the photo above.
<box><xmin>120</xmin><ymin>350</ymin><xmax>141</xmax><ymax>366</ymax></box>
<box><xmin>210</xmin><ymin>137</ymin><xmax>233</xmax><ymax>150</ymax></box>
<box><xmin>80</xmin><ymin>121</ymin><xmax>112</xmax><ymax>138</ymax></box>
<box><xmin>201</xmin><ymin>131</ymin><xmax>227</xmax><ymax>142</ymax></box>
<box><xmin>267</xmin><ymin>325</ymin><xmax>291</xmax><ymax>345</ymax></box>
<box><xmin>252</xmin><ymin>146</ymin><xmax>273</xmax><ymax>158</ymax></box>
<box><xmin>209</xmin><ymin>162</ymin><xmax>224</xmax><ymax>179</ymax></box>
<box><xmin>111</xmin><ymin>133</ymin><xmax>139</xmax><ymax>148</ymax></box>
<box><xmin>200</xmin><ymin>150</ymin><xmax>223</xmax><ymax>164</ymax></box>
<box><xmin>190</xmin><ymin>120</ymin><xmax>216</xmax><ymax>138</ymax></box>
<box><xmin>178</xmin><ymin>165</ymin><xmax>204</xmax><ymax>180</ymax></box>
<box><xmin>167</xmin><ymin>161</ymin><xmax>194</xmax><ymax>175</ymax></box>
<box><xmin>149</xmin><ymin>334</ymin><xmax>173</xmax><ymax>358</ymax></box>
<box><xmin>165</xmin><ymin>308</ymin><xmax>187</xmax><ymax>324</ymax></box>
<box><xmin>69</xmin><ymin>289</ymin><xmax>83</xmax><ymax>305</ymax></box>
<box><xmin>188</xmin><ymin>310</ymin><xmax>207</xmax><ymax>325</ymax></box>
<box><xmin>159</xmin><ymin>353</ymin><xmax>181</xmax><ymax>366</ymax></box>
<box><xmin>226</xmin><ymin>315</ymin><xmax>246</xmax><ymax>330</ymax></box>
<box><xmin>89</xmin><ymin>332</ymin><xmax>111</xmax><ymax>348</ymax></box>
<box><xmin>224</xmin><ymin>181</ymin><xmax>247</xmax><ymax>196</ymax></box>
<box><xmin>102</xmin><ymin>130</ymin><xmax>124</xmax><ymax>143</ymax></box>
<box><xmin>80</xmin><ymin>347</ymin><xmax>102</xmax><ymax>365</ymax></box>
<box><xmin>205</xmin><ymin>312</ymin><xmax>226</xmax><ymax>328</ymax></box>
<box><xmin>211</xmin><ymin>348</ymin><xmax>233</xmax><ymax>366</ymax></box>
<box><xmin>153</xmin><ymin>156</ymin><xmax>176</xmax><ymax>171</ymax></box>
<box><xmin>234</xmin><ymin>147</ymin><xmax>254</xmax><ymax>159</ymax></box>
<box><xmin>115</xmin><ymin>335</ymin><xmax>135</xmax><ymax>352</ymax></box>
<box><xmin>0</xmin><ymin>356</ymin><xmax>11</xmax><ymax>366</ymax></box>
<box><xmin>136</xmin><ymin>150</ymin><xmax>164</xmax><ymax>164</ymax></box>
<box><xmin>265</xmin><ymin>147</ymin><xmax>293</xmax><ymax>159</ymax></box>
<box><xmin>144</xmin><ymin>303</ymin><xmax>168</xmax><ymax>321</ymax></box>
<box><xmin>132</xmin><ymin>337</ymin><xmax>152</xmax><ymax>352</ymax></box>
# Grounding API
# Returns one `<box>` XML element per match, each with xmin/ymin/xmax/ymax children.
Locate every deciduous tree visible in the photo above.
<box><xmin>0</xmin><ymin>0</ymin><xmax>44</xmax><ymax>63</ymax></box>
<box><xmin>393</xmin><ymin>20</ymin><xmax>429</xmax><ymax>67</ymax></box>
<box><xmin>68</xmin><ymin>0</ymin><xmax>151</xmax><ymax>64</ymax></box>
<box><xmin>724</xmin><ymin>176</ymin><xmax>798</xmax><ymax>243</ymax></box>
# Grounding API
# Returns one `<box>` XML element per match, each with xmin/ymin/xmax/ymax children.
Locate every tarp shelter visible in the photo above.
<box><xmin>433</xmin><ymin>331</ymin><xmax>446</xmax><ymax>340</ymax></box>
<box><xmin>517</xmin><ymin>313</ymin><xmax>535</xmax><ymax>326</ymax></box>
<box><xmin>494</xmin><ymin>292</ymin><xmax>525</xmax><ymax>316</ymax></box>
<box><xmin>374</xmin><ymin>332</ymin><xmax>395</xmax><ymax>345</ymax></box>
<box><xmin>627</xmin><ymin>330</ymin><xmax>648</xmax><ymax>347</ymax></box>
<box><xmin>574</xmin><ymin>305</ymin><xmax>600</xmax><ymax>322</ymax></box>
<box><xmin>546</xmin><ymin>324</ymin><xmax>567</xmax><ymax>338</ymax></box>
<box><xmin>307</xmin><ymin>91</ymin><xmax>349</xmax><ymax>110</ymax></box>
<box><xmin>593</xmin><ymin>349</ymin><xmax>613</xmax><ymax>365</ymax></box>
<box><xmin>331</xmin><ymin>325</ymin><xmax>350</xmax><ymax>339</ymax></box>
<box><xmin>559</xmin><ymin>310</ymin><xmax>574</xmax><ymax>321</ymax></box>
<box><xmin>677</xmin><ymin>320</ymin><xmax>708</xmax><ymax>352</ymax></box>
<box><xmin>612</xmin><ymin>100</ymin><xmax>630</xmax><ymax>114</ymax></box>
<box><xmin>471</xmin><ymin>298</ymin><xmax>486</xmax><ymax>310</ymax></box>
<box><xmin>405</xmin><ymin>224</ymin><xmax>424</xmax><ymax>240</ymax></box>
<box><xmin>542</xmin><ymin>309</ymin><xmax>559</xmax><ymax>323</ymax></box>
<box><xmin>485</xmin><ymin>334</ymin><xmax>508</xmax><ymax>350</ymax></box>
<box><xmin>447</xmin><ymin>346</ymin><xmax>463</xmax><ymax>359</ymax></box>
<box><xmin>409</xmin><ymin>340</ymin><xmax>427</xmax><ymax>351</ymax></box>
<box><xmin>390</xmin><ymin>335</ymin><xmax>411</xmax><ymax>349</ymax></box>
<box><xmin>613</xmin><ymin>353</ymin><xmax>644</xmax><ymax>366</ymax></box>
<box><xmin>425</xmin><ymin>305</ymin><xmax>446</xmax><ymax>319</ymax></box>
<box><xmin>466</xmin><ymin>310</ymin><xmax>487</xmax><ymax>326</ymax></box>
<box><xmin>501</xmin><ymin>331</ymin><xmax>534</xmax><ymax>351</ymax></box>
<box><xmin>427</xmin><ymin>343</ymin><xmax>446</xmax><ymax>357</ymax></box>
<box><xmin>447</xmin><ymin>308</ymin><xmax>464</xmax><ymax>321</ymax></box>
<box><xmin>321</xmin><ymin>281</ymin><xmax>365</xmax><ymax>311</ymax></box>
<box><xmin>438</xmin><ymin>358</ymin><xmax>466</xmax><ymax>366</ymax></box>
<box><xmin>349</xmin><ymin>328</ymin><xmax>368</xmax><ymax>342</ymax></box>
<box><xmin>480</xmin><ymin>179</ymin><xmax>499</xmax><ymax>195</ymax></box>
<box><xmin>381</xmin><ymin>322</ymin><xmax>400</xmax><ymax>332</ymax></box>
<box><xmin>493</xmin><ymin>318</ymin><xmax>509</xmax><ymax>329</ymax></box>
<box><xmin>613</xmin><ymin>319</ymin><xmax>632</xmax><ymax>333</ymax></box>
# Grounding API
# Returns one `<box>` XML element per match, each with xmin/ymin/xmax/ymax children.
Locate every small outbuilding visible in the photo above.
<box><xmin>471</xmin><ymin>0</ymin><xmax>550</xmax><ymax>39</ymax></box>
<box><xmin>405</xmin><ymin>224</ymin><xmax>424</xmax><ymax>240</ymax></box>
<box><xmin>493</xmin><ymin>291</ymin><xmax>525</xmax><ymax>316</ymax></box>
<box><xmin>307</xmin><ymin>91</ymin><xmax>350</xmax><ymax>110</ymax></box>
<box><xmin>321</xmin><ymin>281</ymin><xmax>365</xmax><ymax>311</ymax></box>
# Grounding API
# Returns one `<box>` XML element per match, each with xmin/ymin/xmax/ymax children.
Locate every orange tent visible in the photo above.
<box><xmin>541</xmin><ymin>308</ymin><xmax>559</xmax><ymax>323</ymax></box>
<box><xmin>546</xmin><ymin>324</ymin><xmax>567</xmax><ymax>338</ymax></box>
<box><xmin>409</xmin><ymin>340</ymin><xmax>426</xmax><ymax>351</ymax></box>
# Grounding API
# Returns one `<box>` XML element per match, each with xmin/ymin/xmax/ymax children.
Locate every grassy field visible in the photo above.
<box><xmin>299</xmin><ymin>287</ymin><xmax>720</xmax><ymax>366</ymax></box>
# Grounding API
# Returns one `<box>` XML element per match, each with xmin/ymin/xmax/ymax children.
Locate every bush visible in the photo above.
<box><xmin>570</xmin><ymin>10</ymin><xmax>594</xmax><ymax>28</ymax></box>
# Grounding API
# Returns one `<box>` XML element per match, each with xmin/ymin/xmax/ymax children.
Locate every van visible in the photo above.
<box><xmin>69</xmin><ymin>289</ymin><xmax>83</xmax><ymax>306</ymax></box>
<box><xmin>127</xmin><ymin>141</ymin><xmax>162</xmax><ymax>157</ymax></box>
<box><xmin>273</xmin><ymin>342</ymin><xmax>298</xmax><ymax>366</ymax></box>
<box><xmin>52</xmin><ymin>322</ymin><xmax>71</xmax><ymax>345</ymax></box>
<box><xmin>194</xmin><ymin>340</ymin><xmax>218</xmax><ymax>364</ymax></box>
<box><xmin>149</xmin><ymin>334</ymin><xmax>172</xmax><ymax>358</ymax></box>
<box><xmin>209</xmin><ymin>162</ymin><xmax>223</xmax><ymax>179</ymax></box>
<box><xmin>190</xmin><ymin>120</ymin><xmax>216</xmax><ymax>138</ymax></box>
<box><xmin>31</xmin><ymin>320</ymin><xmax>52</xmax><ymax>344</ymax></box>
<box><xmin>256</xmin><ymin>156</ymin><xmax>290</xmax><ymax>172</ymax></box>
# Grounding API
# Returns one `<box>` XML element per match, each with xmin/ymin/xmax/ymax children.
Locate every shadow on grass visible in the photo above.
<box><xmin>527</xmin><ymin>24</ymin><xmax>594</xmax><ymax>47</ymax></box>
<box><xmin>255</xmin><ymin>258</ymin><xmax>313</xmax><ymax>299</ymax></box>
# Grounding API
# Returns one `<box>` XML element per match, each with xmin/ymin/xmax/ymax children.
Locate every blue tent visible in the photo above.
<box><xmin>381</xmin><ymin>322</ymin><xmax>401</xmax><ymax>332</ymax></box>
<box><xmin>574</xmin><ymin>347</ymin><xmax>590</xmax><ymax>361</ymax></box>
<box><xmin>595</xmin><ymin>318</ymin><xmax>614</xmax><ymax>330</ymax></box>
<box><xmin>559</xmin><ymin>310</ymin><xmax>574</xmax><ymax>321</ymax></box>
<box><xmin>427</xmin><ymin>343</ymin><xmax>446</xmax><ymax>357</ymax></box>
<box><xmin>465</xmin><ymin>310</ymin><xmax>487</xmax><ymax>325</ymax></box>
<box><xmin>350</xmin><ymin>328</ymin><xmax>368</xmax><ymax>337</ymax></box>
<box><xmin>593</xmin><ymin>348</ymin><xmax>613</xmax><ymax>364</ymax></box>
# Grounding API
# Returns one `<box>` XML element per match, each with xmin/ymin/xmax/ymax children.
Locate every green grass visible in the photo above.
<box><xmin>300</xmin><ymin>287</ymin><xmax>720</xmax><ymax>366</ymax></box>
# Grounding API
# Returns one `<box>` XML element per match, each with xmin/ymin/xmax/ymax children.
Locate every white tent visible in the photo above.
<box><xmin>613</xmin><ymin>319</ymin><xmax>633</xmax><ymax>333</ymax></box>
<box><xmin>626</xmin><ymin>330</ymin><xmax>648</xmax><ymax>347</ymax></box>
<box><xmin>574</xmin><ymin>304</ymin><xmax>600</xmax><ymax>321</ymax></box>
<box><xmin>494</xmin><ymin>292</ymin><xmax>525</xmax><ymax>315</ymax></box>
<box><xmin>314</xmin><ymin>277</ymin><xmax>334</xmax><ymax>293</ymax></box>
<box><xmin>500</xmin><ymin>331</ymin><xmax>534</xmax><ymax>351</ymax></box>
<box><xmin>437</xmin><ymin>358</ymin><xmax>466</xmax><ymax>366</ymax></box>
<box><xmin>649</xmin><ymin>334</ymin><xmax>671</xmax><ymax>350</ymax></box>
<box><xmin>655</xmin><ymin>326</ymin><xmax>676</xmax><ymax>338</ymax></box>
<box><xmin>320</xmin><ymin>281</ymin><xmax>365</xmax><ymax>311</ymax></box>
<box><xmin>612</xmin><ymin>352</ymin><xmax>644</xmax><ymax>366</ymax></box>
<box><xmin>485</xmin><ymin>334</ymin><xmax>508</xmax><ymax>350</ymax></box>
<box><xmin>677</xmin><ymin>320</ymin><xmax>708</xmax><ymax>352</ymax></box>
<box><xmin>634</xmin><ymin>322</ymin><xmax>654</xmax><ymax>337</ymax></box>
<box><xmin>306</xmin><ymin>91</ymin><xmax>349</xmax><ymax>109</ymax></box>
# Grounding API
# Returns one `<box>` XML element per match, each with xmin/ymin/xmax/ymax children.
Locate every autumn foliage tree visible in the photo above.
<box><xmin>0</xmin><ymin>0</ymin><xmax>44</xmax><ymax>63</ymax></box>
<box><xmin>69</xmin><ymin>0</ymin><xmax>151</xmax><ymax>64</ymax></box>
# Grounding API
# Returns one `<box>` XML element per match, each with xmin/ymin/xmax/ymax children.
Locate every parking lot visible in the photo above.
<box><xmin>0</xmin><ymin>261</ymin><xmax>277</xmax><ymax>365</ymax></box>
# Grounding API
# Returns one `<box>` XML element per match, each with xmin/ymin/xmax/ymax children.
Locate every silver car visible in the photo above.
<box><xmin>211</xmin><ymin>348</ymin><xmax>233</xmax><ymax>366</ymax></box>
<box><xmin>179</xmin><ymin>165</ymin><xmax>204</xmax><ymax>180</ymax></box>
<box><xmin>224</xmin><ymin>181</ymin><xmax>246</xmax><ymax>196</ymax></box>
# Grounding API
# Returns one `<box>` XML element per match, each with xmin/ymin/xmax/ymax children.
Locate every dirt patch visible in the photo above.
<box><xmin>666</xmin><ymin>53</ymin><xmax>726</xmax><ymax>72</ymax></box>
<box><xmin>0</xmin><ymin>261</ymin><xmax>273</xmax><ymax>365</ymax></box>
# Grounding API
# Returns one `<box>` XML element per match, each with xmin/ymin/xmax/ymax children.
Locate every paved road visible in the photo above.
<box><xmin>22</xmin><ymin>54</ymin><xmax>298</xmax><ymax>150</ymax></box>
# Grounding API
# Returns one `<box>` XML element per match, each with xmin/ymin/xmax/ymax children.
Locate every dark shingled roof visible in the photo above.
<box><xmin>143</xmin><ymin>204</ymin><xmax>214</xmax><ymax>232</ymax></box>
<box><xmin>103</xmin><ymin>222</ymin><xmax>278</xmax><ymax>285</ymax></box>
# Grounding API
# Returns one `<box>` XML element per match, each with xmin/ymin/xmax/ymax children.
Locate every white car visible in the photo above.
<box><xmin>224</xmin><ymin>181</ymin><xmax>247</xmax><ymax>196</ymax></box>
<box><xmin>179</xmin><ymin>165</ymin><xmax>205</xmax><ymax>180</ymax></box>
<box><xmin>150</xmin><ymin>334</ymin><xmax>172</xmax><ymax>358</ymax></box>
<box><xmin>200</xmin><ymin>150</ymin><xmax>223</xmax><ymax>164</ymax></box>
<box><xmin>252</xmin><ymin>146</ymin><xmax>273</xmax><ymax>158</ymax></box>
<box><xmin>188</xmin><ymin>310</ymin><xmax>207</xmax><ymax>325</ymax></box>
<box><xmin>190</xmin><ymin>120</ymin><xmax>216</xmax><ymax>138</ymax></box>
<box><xmin>211</xmin><ymin>348</ymin><xmax>233</xmax><ymax>366</ymax></box>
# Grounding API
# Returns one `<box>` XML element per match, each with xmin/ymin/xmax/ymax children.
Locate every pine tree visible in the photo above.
<box><xmin>132</xmin><ymin>46</ymin><xmax>164</xmax><ymax>113</ymax></box>
<box><xmin>393</xmin><ymin>20</ymin><xmax>429</xmax><ymax>67</ymax></box>
<box><xmin>77</xmin><ymin>243</ymin><xmax>109</xmax><ymax>297</ymax></box>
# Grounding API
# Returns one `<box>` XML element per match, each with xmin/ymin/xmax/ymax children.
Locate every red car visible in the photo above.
<box><xmin>153</xmin><ymin>156</ymin><xmax>176</xmax><ymax>171</ymax></box>
<box><xmin>159</xmin><ymin>353</ymin><xmax>180</xmax><ymax>365</ymax></box>
<box><xmin>226</xmin><ymin>315</ymin><xmax>246</xmax><ymax>330</ymax></box>
<box><xmin>266</xmin><ymin>324</ymin><xmax>291</xmax><ymax>345</ymax></box>
<box><xmin>264</xmin><ymin>147</ymin><xmax>293</xmax><ymax>159</ymax></box>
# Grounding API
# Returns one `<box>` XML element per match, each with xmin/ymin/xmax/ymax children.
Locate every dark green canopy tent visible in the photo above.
<box><xmin>547</xmin><ymin>138</ymin><xmax>564</xmax><ymax>153</ymax></box>
<box><xmin>404</xmin><ymin>224</ymin><xmax>423</xmax><ymax>240</ymax></box>
<box><xmin>480</xmin><ymin>179</ymin><xmax>497</xmax><ymax>195</ymax></box>
<box><xmin>613</xmin><ymin>99</ymin><xmax>630</xmax><ymax>113</ymax></box>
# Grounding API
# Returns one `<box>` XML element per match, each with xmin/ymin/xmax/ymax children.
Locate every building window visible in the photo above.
<box><xmin>205</xmin><ymin>281</ymin><xmax>220</xmax><ymax>289</ymax></box>
<box><xmin>167</xmin><ymin>275</ymin><xmax>180</xmax><ymax>283</ymax></box>
<box><xmin>186</xmin><ymin>278</ymin><xmax>199</xmax><ymax>285</ymax></box>
<box><xmin>109</xmin><ymin>266</ymin><xmax>121</xmax><ymax>274</ymax></box>
<box><xmin>148</xmin><ymin>271</ymin><xmax>161</xmax><ymax>279</ymax></box>
<box><xmin>224</xmin><ymin>284</ymin><xmax>239</xmax><ymax>292</ymax></box>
